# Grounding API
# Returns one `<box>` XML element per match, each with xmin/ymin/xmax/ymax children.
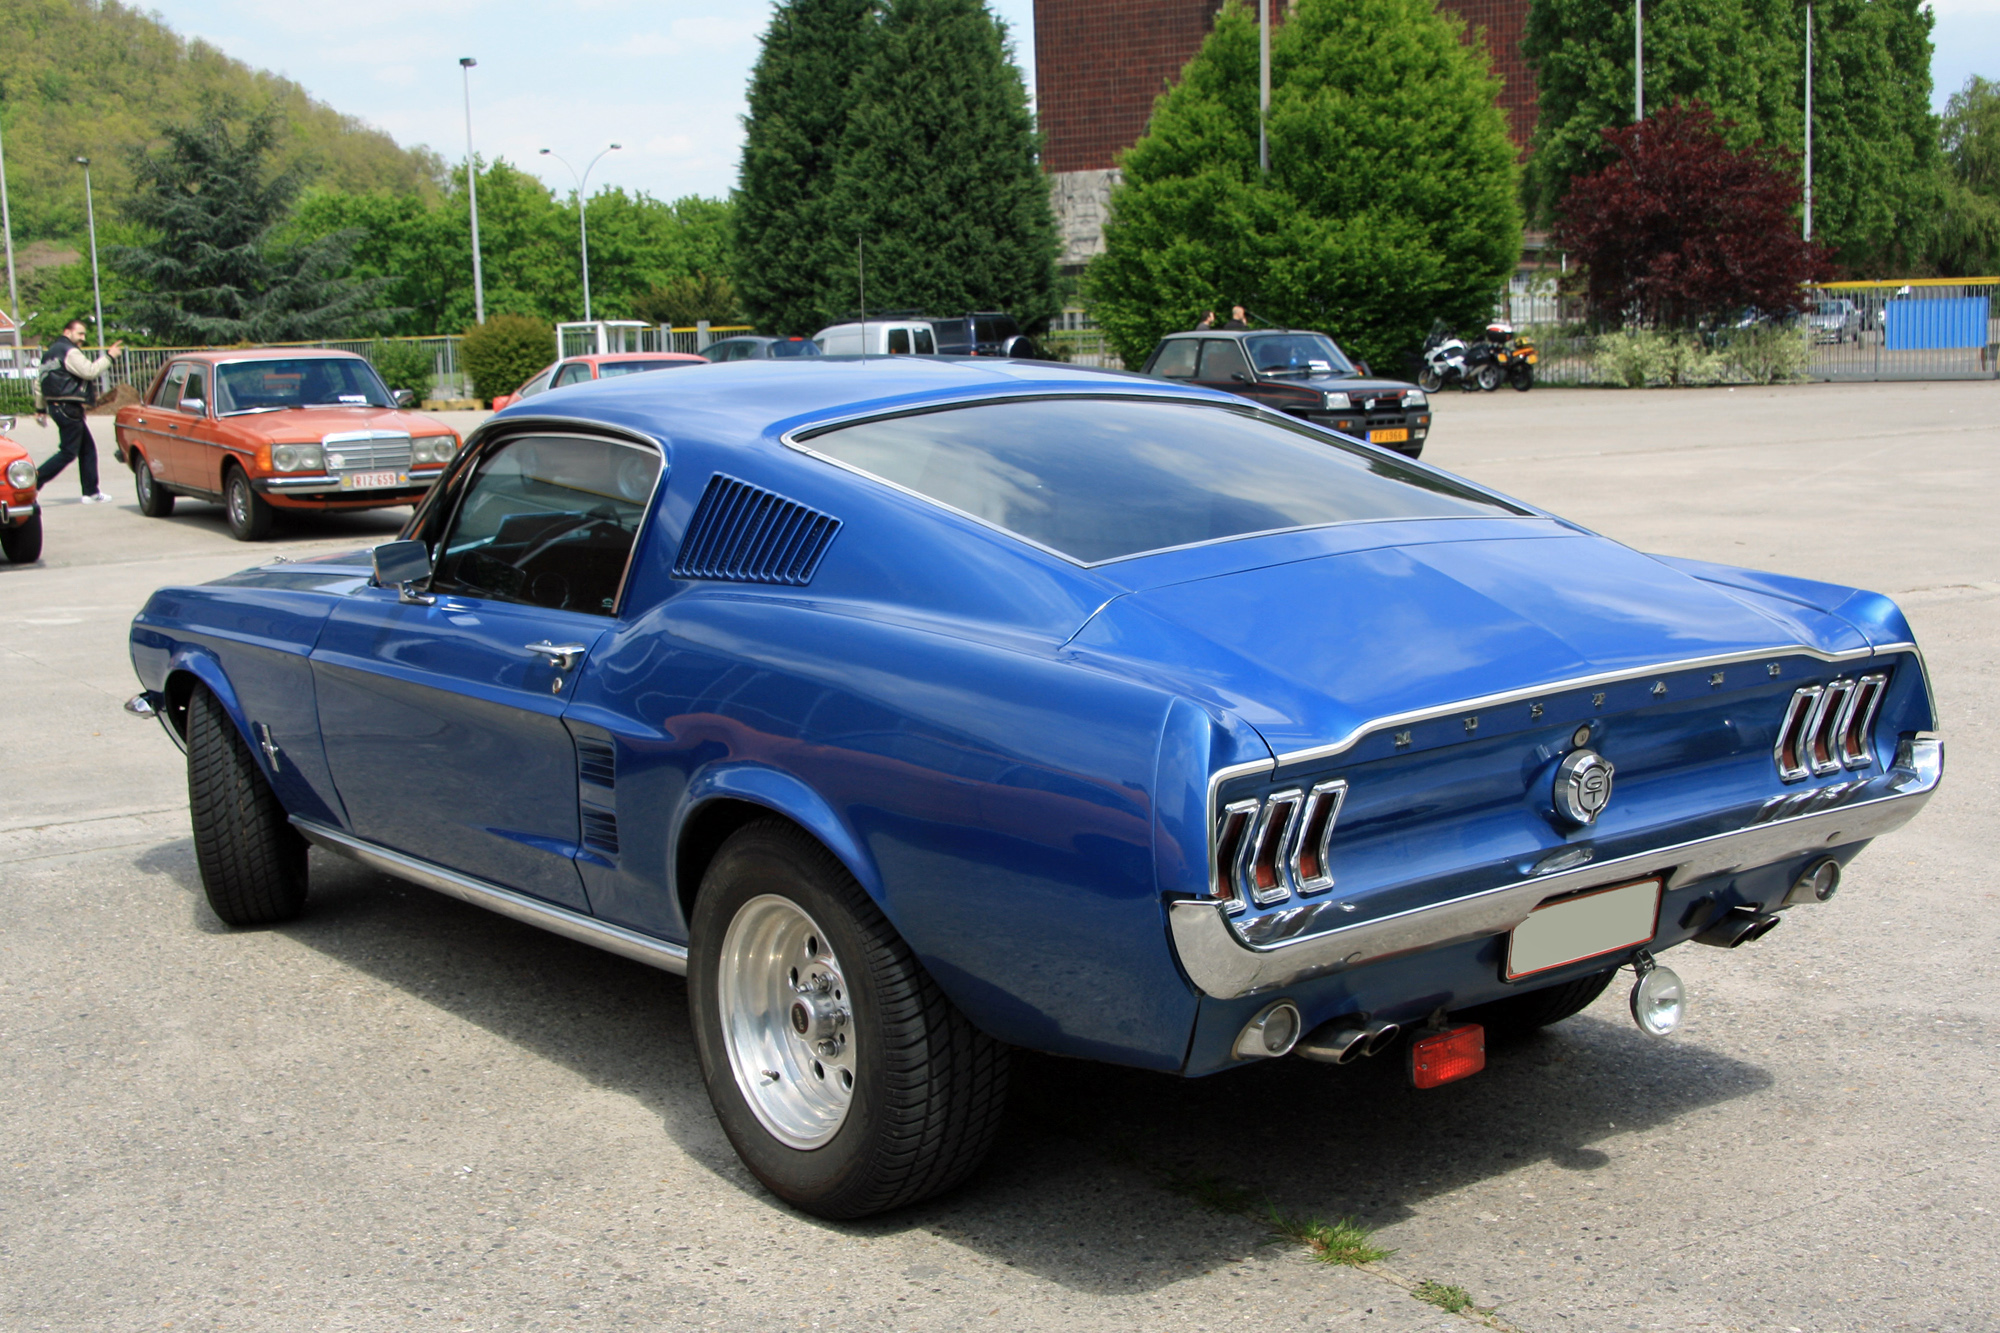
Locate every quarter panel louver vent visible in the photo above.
<box><xmin>581</xmin><ymin>809</ymin><xmax>620</xmax><ymax>855</ymax></box>
<box><xmin>673</xmin><ymin>473</ymin><xmax>841</xmax><ymax>585</ymax></box>
<box><xmin>576</xmin><ymin>737</ymin><xmax>616</xmax><ymax>788</ymax></box>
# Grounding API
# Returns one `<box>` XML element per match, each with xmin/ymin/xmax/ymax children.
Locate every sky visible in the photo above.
<box><xmin>140</xmin><ymin>0</ymin><xmax>1992</xmax><ymax>205</ymax></box>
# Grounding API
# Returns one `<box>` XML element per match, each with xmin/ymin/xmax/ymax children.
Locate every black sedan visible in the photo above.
<box><xmin>1141</xmin><ymin>329</ymin><xmax>1432</xmax><ymax>458</ymax></box>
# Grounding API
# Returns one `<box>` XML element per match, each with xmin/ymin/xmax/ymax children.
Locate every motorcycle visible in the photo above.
<box><xmin>1481</xmin><ymin>321</ymin><xmax>1538</xmax><ymax>392</ymax></box>
<box><xmin>1418</xmin><ymin>320</ymin><xmax>1480</xmax><ymax>392</ymax></box>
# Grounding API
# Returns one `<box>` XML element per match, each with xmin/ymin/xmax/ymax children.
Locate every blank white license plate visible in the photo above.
<box><xmin>340</xmin><ymin>470</ymin><xmax>404</xmax><ymax>490</ymax></box>
<box><xmin>1506</xmin><ymin>878</ymin><xmax>1661</xmax><ymax>980</ymax></box>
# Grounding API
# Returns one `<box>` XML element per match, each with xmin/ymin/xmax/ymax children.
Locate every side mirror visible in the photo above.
<box><xmin>393</xmin><ymin>388</ymin><xmax>415</xmax><ymax>407</ymax></box>
<box><xmin>1230</xmin><ymin>372</ymin><xmax>1250</xmax><ymax>383</ymax></box>
<box><xmin>371</xmin><ymin>540</ymin><xmax>434</xmax><ymax>604</ymax></box>
<box><xmin>179</xmin><ymin>397</ymin><xmax>205</xmax><ymax>415</ymax></box>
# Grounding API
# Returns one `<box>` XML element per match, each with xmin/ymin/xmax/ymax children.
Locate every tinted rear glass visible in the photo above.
<box><xmin>767</xmin><ymin>339</ymin><xmax>822</xmax><ymax>358</ymax></box>
<box><xmin>801</xmin><ymin>397</ymin><xmax>1521</xmax><ymax>564</ymax></box>
<box><xmin>599</xmin><ymin>360</ymin><xmax>695</xmax><ymax>378</ymax></box>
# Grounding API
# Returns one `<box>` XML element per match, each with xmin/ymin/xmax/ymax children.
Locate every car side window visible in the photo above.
<box><xmin>430</xmin><ymin>434</ymin><xmax>663</xmax><ymax>616</ymax></box>
<box><xmin>1198</xmin><ymin>339</ymin><xmax>1252</xmax><ymax>383</ymax></box>
<box><xmin>888</xmin><ymin>328</ymin><xmax>912</xmax><ymax>355</ymax></box>
<box><xmin>181</xmin><ymin>370</ymin><xmax>208</xmax><ymax>412</ymax></box>
<box><xmin>915</xmin><ymin>328</ymin><xmax>936</xmax><ymax>354</ymax></box>
<box><xmin>554</xmin><ymin>362</ymin><xmax>594</xmax><ymax>387</ymax></box>
<box><xmin>1150</xmin><ymin>340</ymin><xmax>1199</xmax><ymax>379</ymax></box>
<box><xmin>153</xmin><ymin>363</ymin><xmax>188</xmax><ymax>407</ymax></box>
<box><xmin>517</xmin><ymin>369</ymin><xmax>555</xmax><ymax>399</ymax></box>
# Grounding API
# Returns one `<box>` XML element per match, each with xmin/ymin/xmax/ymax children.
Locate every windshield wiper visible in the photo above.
<box><xmin>1258</xmin><ymin>367</ymin><xmax>1315</xmax><ymax>378</ymax></box>
<box><xmin>221</xmin><ymin>406</ymin><xmax>285</xmax><ymax>416</ymax></box>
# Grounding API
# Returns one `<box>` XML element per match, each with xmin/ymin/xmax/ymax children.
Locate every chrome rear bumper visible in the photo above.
<box><xmin>1168</xmin><ymin>738</ymin><xmax>1943</xmax><ymax>999</ymax></box>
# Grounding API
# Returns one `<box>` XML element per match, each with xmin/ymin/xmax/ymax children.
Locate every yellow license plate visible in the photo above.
<box><xmin>1368</xmin><ymin>428</ymin><xmax>1410</xmax><ymax>444</ymax></box>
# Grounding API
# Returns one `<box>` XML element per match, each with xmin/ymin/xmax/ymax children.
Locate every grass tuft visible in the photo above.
<box><xmin>1413</xmin><ymin>1278</ymin><xmax>1474</xmax><ymax>1312</ymax></box>
<box><xmin>1266</xmin><ymin>1207</ymin><xmax>1396</xmax><ymax>1266</ymax></box>
<box><xmin>1162</xmin><ymin>1169</ymin><xmax>1263</xmax><ymax>1216</ymax></box>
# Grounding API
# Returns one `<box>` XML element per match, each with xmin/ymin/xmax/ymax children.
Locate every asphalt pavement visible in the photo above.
<box><xmin>2</xmin><ymin>384</ymin><xmax>1994</xmax><ymax>1332</ymax></box>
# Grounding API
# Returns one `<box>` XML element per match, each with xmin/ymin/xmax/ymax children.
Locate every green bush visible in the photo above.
<box><xmin>367</xmin><ymin>339</ymin><xmax>436</xmax><ymax>401</ymax></box>
<box><xmin>460</xmin><ymin>315</ymin><xmax>552</xmax><ymax>405</ymax></box>
<box><xmin>1593</xmin><ymin>325</ymin><xmax>1809</xmax><ymax>387</ymax></box>
<box><xmin>1718</xmin><ymin>323</ymin><xmax>1810</xmax><ymax>384</ymax></box>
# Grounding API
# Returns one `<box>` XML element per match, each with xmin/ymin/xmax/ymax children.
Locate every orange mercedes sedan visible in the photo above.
<box><xmin>114</xmin><ymin>349</ymin><xmax>463</xmax><ymax>541</ymax></box>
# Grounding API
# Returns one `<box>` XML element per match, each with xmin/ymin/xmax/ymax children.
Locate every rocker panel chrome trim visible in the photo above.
<box><xmin>293</xmin><ymin>818</ymin><xmax>689</xmax><ymax>975</ymax></box>
<box><xmin>1171</xmin><ymin>741</ymin><xmax>1940</xmax><ymax>999</ymax></box>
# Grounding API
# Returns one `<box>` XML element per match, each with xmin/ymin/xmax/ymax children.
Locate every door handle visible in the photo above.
<box><xmin>525</xmin><ymin>641</ymin><xmax>588</xmax><ymax>671</ymax></box>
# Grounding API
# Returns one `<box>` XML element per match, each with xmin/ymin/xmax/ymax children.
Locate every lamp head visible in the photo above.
<box><xmin>610</xmin><ymin>143</ymin><xmax>622</xmax><ymax>150</ymax></box>
<box><xmin>74</xmin><ymin>156</ymin><xmax>90</xmax><ymax>167</ymax></box>
<box><xmin>459</xmin><ymin>57</ymin><xmax>476</xmax><ymax>68</ymax></box>
<box><xmin>539</xmin><ymin>148</ymin><xmax>551</xmax><ymax>156</ymax></box>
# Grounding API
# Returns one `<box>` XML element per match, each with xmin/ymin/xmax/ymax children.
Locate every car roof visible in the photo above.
<box><xmin>175</xmin><ymin>348</ymin><xmax>369</xmax><ymax>364</ymax></box>
<box><xmin>1156</xmin><ymin>328</ymin><xmax>1330</xmax><ymax>341</ymax></box>
<box><xmin>568</xmin><ymin>352</ymin><xmax>707</xmax><ymax>364</ymax></box>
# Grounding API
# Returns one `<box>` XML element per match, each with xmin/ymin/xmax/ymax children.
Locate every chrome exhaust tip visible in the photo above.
<box><xmin>1295</xmin><ymin>1023</ymin><xmax>1370</xmax><ymax>1064</ymax></box>
<box><xmin>1784</xmin><ymin>857</ymin><xmax>1842</xmax><ymax>906</ymax></box>
<box><xmin>1233</xmin><ymin>999</ymin><xmax>1303</xmax><ymax>1060</ymax></box>
<box><xmin>1694</xmin><ymin>906</ymin><xmax>1783</xmax><ymax>948</ymax></box>
<box><xmin>1361</xmin><ymin>1020</ymin><xmax>1401</xmax><ymax>1058</ymax></box>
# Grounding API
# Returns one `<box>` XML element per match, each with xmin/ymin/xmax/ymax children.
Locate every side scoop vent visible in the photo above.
<box><xmin>580</xmin><ymin>809</ymin><xmax>620</xmax><ymax>856</ymax></box>
<box><xmin>576</xmin><ymin>737</ymin><xmax>616</xmax><ymax>789</ymax></box>
<box><xmin>673</xmin><ymin>474</ymin><xmax>841</xmax><ymax>586</ymax></box>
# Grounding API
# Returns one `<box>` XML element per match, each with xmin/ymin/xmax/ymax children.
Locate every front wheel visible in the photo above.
<box><xmin>1508</xmin><ymin>362</ymin><xmax>1535</xmax><ymax>392</ymax></box>
<box><xmin>689</xmin><ymin>820</ymin><xmax>1009</xmax><ymax>1219</ymax></box>
<box><xmin>186</xmin><ymin>683</ymin><xmax>308</xmax><ymax>925</ymax></box>
<box><xmin>1417</xmin><ymin>367</ymin><xmax>1444</xmax><ymax>393</ymax></box>
<box><xmin>224</xmin><ymin>467</ymin><xmax>273</xmax><ymax>541</ymax></box>
<box><xmin>1472</xmin><ymin>363</ymin><xmax>1503</xmax><ymax>391</ymax></box>
<box><xmin>134</xmin><ymin>455</ymin><xmax>176</xmax><ymax>517</ymax></box>
<box><xmin>1</xmin><ymin>510</ymin><xmax>43</xmax><ymax>564</ymax></box>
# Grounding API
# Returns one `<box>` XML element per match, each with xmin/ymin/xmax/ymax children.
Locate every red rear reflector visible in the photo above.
<box><xmin>1409</xmin><ymin>1024</ymin><xmax>1485</xmax><ymax>1089</ymax></box>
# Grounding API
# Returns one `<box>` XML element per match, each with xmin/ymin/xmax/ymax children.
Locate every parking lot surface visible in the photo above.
<box><xmin>3</xmin><ymin>384</ymin><xmax>1995</xmax><ymax>1331</ymax></box>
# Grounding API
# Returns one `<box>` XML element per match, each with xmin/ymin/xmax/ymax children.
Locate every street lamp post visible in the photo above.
<box><xmin>1803</xmin><ymin>2</ymin><xmax>1814</xmax><ymax>241</ymax></box>
<box><xmin>0</xmin><ymin>113</ymin><xmax>21</xmax><ymax>368</ymax></box>
<box><xmin>1258</xmin><ymin>0</ymin><xmax>1271</xmax><ymax>174</ymax></box>
<box><xmin>539</xmin><ymin>145</ymin><xmax>620</xmax><ymax>323</ymax></box>
<box><xmin>1635</xmin><ymin>0</ymin><xmax>1645</xmax><ymax>121</ymax></box>
<box><xmin>76</xmin><ymin>157</ymin><xmax>105</xmax><ymax>351</ymax></box>
<box><xmin>460</xmin><ymin>57</ymin><xmax>486</xmax><ymax>325</ymax></box>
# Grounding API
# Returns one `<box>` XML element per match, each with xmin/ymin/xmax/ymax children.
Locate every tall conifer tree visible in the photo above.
<box><xmin>828</xmin><ymin>0</ymin><xmax>1058</xmax><ymax>330</ymax></box>
<box><xmin>735</xmin><ymin>0</ymin><xmax>875</xmax><ymax>335</ymax></box>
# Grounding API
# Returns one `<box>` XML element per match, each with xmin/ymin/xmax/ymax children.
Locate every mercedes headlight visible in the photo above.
<box><xmin>411</xmin><ymin>436</ymin><xmax>458</xmax><ymax>465</ymax></box>
<box><xmin>1404</xmin><ymin>389</ymin><xmax>1428</xmax><ymax>408</ymax></box>
<box><xmin>271</xmin><ymin>444</ymin><xmax>324</xmax><ymax>473</ymax></box>
<box><xmin>6</xmin><ymin>458</ymin><xmax>35</xmax><ymax>489</ymax></box>
<box><xmin>1323</xmin><ymin>392</ymin><xmax>1353</xmax><ymax>410</ymax></box>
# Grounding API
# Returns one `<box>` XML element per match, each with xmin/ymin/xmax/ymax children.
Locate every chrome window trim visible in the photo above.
<box><xmin>425</xmin><ymin>414</ymin><xmax>671</xmax><ymax>620</ymax></box>
<box><xmin>779</xmin><ymin>392</ymin><xmax>1528</xmax><ymax>569</ymax></box>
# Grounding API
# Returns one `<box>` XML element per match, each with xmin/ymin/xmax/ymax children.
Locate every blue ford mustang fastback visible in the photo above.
<box><xmin>126</xmin><ymin>358</ymin><xmax>1942</xmax><ymax>1217</ymax></box>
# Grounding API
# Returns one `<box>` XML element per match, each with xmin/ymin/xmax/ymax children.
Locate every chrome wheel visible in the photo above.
<box><xmin>717</xmin><ymin>894</ymin><xmax>856</xmax><ymax>1149</ymax></box>
<box><xmin>228</xmin><ymin>477</ymin><xmax>248</xmax><ymax>526</ymax></box>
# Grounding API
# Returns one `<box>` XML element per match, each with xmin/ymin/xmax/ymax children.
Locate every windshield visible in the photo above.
<box><xmin>216</xmin><ymin>358</ymin><xmax>394</xmax><ymax>414</ymax></box>
<box><xmin>598</xmin><ymin>359</ymin><xmax>698</xmax><ymax>379</ymax></box>
<box><xmin>800</xmin><ymin>397</ymin><xmax>1520</xmax><ymax>564</ymax></box>
<box><xmin>767</xmin><ymin>339</ymin><xmax>822</xmax><ymax>358</ymax></box>
<box><xmin>1244</xmin><ymin>334</ymin><xmax>1355</xmax><ymax>377</ymax></box>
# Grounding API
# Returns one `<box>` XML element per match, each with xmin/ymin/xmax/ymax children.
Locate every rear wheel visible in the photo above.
<box><xmin>1508</xmin><ymin>361</ymin><xmax>1534</xmax><ymax>391</ymax></box>
<box><xmin>1458</xmin><ymin>967</ymin><xmax>1617</xmax><ymax>1039</ymax></box>
<box><xmin>689</xmin><ymin>820</ymin><xmax>1009</xmax><ymax>1219</ymax></box>
<box><xmin>1472</xmin><ymin>363</ymin><xmax>1503</xmax><ymax>392</ymax></box>
<box><xmin>186</xmin><ymin>684</ymin><xmax>308</xmax><ymax>925</ymax></box>
<box><xmin>224</xmin><ymin>466</ymin><xmax>273</xmax><ymax>541</ymax></box>
<box><xmin>1</xmin><ymin>510</ymin><xmax>42</xmax><ymax>564</ymax></box>
<box><xmin>133</xmin><ymin>454</ymin><xmax>176</xmax><ymax>517</ymax></box>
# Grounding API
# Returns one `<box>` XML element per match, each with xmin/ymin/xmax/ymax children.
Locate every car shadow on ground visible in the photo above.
<box><xmin>139</xmin><ymin>839</ymin><xmax>1773</xmax><ymax>1297</ymax></box>
<box><xmin>133</xmin><ymin>497</ymin><xmax>411</xmax><ymax>545</ymax></box>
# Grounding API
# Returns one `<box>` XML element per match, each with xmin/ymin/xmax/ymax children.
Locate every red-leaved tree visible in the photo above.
<box><xmin>1555</xmin><ymin>102</ymin><xmax>1831</xmax><ymax>331</ymax></box>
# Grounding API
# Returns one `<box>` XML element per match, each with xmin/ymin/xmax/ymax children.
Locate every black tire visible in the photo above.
<box><xmin>224</xmin><ymin>466</ymin><xmax>273</xmax><ymax>541</ymax></box>
<box><xmin>134</xmin><ymin>454</ymin><xmax>176</xmax><ymax>517</ymax></box>
<box><xmin>689</xmin><ymin>819</ymin><xmax>1009</xmax><ymax>1219</ymax></box>
<box><xmin>1472</xmin><ymin>363</ymin><xmax>1503</xmax><ymax>392</ymax></box>
<box><xmin>1458</xmin><ymin>967</ymin><xmax>1617</xmax><ymax>1039</ymax></box>
<box><xmin>1</xmin><ymin>510</ymin><xmax>42</xmax><ymax>564</ymax></box>
<box><xmin>1417</xmin><ymin>367</ymin><xmax>1444</xmax><ymax>394</ymax></box>
<box><xmin>186</xmin><ymin>684</ymin><xmax>308</xmax><ymax>926</ymax></box>
<box><xmin>1508</xmin><ymin>362</ymin><xmax>1534</xmax><ymax>391</ymax></box>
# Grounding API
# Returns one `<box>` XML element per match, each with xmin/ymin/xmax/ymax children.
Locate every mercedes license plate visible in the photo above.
<box><xmin>1506</xmin><ymin>878</ymin><xmax>1661</xmax><ymax>981</ymax></box>
<box><xmin>1368</xmin><ymin>428</ymin><xmax>1410</xmax><ymax>444</ymax></box>
<box><xmin>341</xmin><ymin>470</ymin><xmax>404</xmax><ymax>491</ymax></box>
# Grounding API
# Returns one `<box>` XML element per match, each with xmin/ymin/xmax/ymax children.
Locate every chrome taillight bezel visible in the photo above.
<box><xmin>1775</xmin><ymin>672</ymin><xmax>1888</xmax><ymax>783</ymax></box>
<box><xmin>1211</xmin><ymin>779</ymin><xmax>1348</xmax><ymax>908</ymax></box>
<box><xmin>1246</xmin><ymin>790</ymin><xmax>1304</xmax><ymax>906</ymax></box>
<box><xmin>1288</xmin><ymin>779</ymin><xmax>1347</xmax><ymax>895</ymax></box>
<box><xmin>1839</xmin><ymin>673</ymin><xmax>1887</xmax><ymax>770</ymax></box>
<box><xmin>1774</xmin><ymin>685</ymin><xmax>1821</xmax><ymax>782</ymax></box>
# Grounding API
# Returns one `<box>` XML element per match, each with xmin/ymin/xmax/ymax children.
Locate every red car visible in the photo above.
<box><xmin>490</xmin><ymin>352</ymin><xmax>706</xmax><ymax>410</ymax></box>
<box><xmin>1</xmin><ymin>414</ymin><xmax>41</xmax><ymax>564</ymax></box>
<box><xmin>113</xmin><ymin>349</ymin><xmax>464</xmax><ymax>541</ymax></box>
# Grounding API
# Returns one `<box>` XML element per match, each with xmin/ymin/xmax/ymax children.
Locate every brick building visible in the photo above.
<box><xmin>1034</xmin><ymin>0</ymin><xmax>1537</xmax><ymax>267</ymax></box>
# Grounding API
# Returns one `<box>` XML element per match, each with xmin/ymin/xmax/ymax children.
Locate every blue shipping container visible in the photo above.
<box><xmin>1884</xmin><ymin>296</ymin><xmax>1991</xmax><ymax>350</ymax></box>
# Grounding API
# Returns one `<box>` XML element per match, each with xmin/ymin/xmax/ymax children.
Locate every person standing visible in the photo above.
<box><xmin>1224</xmin><ymin>305</ymin><xmax>1250</xmax><ymax>330</ymax></box>
<box><xmin>33</xmin><ymin>317</ymin><xmax>124</xmax><ymax>504</ymax></box>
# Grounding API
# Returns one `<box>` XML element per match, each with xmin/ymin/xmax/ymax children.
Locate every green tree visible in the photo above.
<box><xmin>460</xmin><ymin>313</ymin><xmax>553</xmax><ymax>405</ymax></box>
<box><xmin>1933</xmin><ymin>76</ymin><xmax>2000</xmax><ymax>275</ymax></box>
<box><xmin>1523</xmin><ymin>0</ymin><xmax>1937</xmax><ymax>270</ymax></box>
<box><xmin>110</xmin><ymin>101</ymin><xmax>398</xmax><ymax>343</ymax></box>
<box><xmin>632</xmin><ymin>273</ymin><xmax>743</xmax><ymax>327</ymax></box>
<box><xmin>736</xmin><ymin>0</ymin><xmax>875</xmax><ymax>334</ymax></box>
<box><xmin>1087</xmin><ymin>0</ymin><xmax>1520</xmax><ymax>370</ymax></box>
<box><xmin>824</xmin><ymin>0</ymin><xmax>1058</xmax><ymax>330</ymax></box>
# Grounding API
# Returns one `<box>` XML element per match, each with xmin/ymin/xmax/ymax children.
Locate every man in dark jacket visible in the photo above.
<box><xmin>33</xmin><ymin>317</ymin><xmax>124</xmax><ymax>504</ymax></box>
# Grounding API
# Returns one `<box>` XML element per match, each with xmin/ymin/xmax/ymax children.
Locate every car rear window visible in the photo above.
<box><xmin>599</xmin><ymin>360</ymin><xmax>697</xmax><ymax>378</ymax></box>
<box><xmin>767</xmin><ymin>339</ymin><xmax>822</xmax><ymax>358</ymax></box>
<box><xmin>798</xmin><ymin>397</ymin><xmax>1521</xmax><ymax>564</ymax></box>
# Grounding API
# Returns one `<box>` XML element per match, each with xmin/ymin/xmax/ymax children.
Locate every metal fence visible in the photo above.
<box><xmin>1805</xmin><ymin>280</ymin><xmax>1998</xmax><ymax>381</ymax></box>
<box><xmin>555</xmin><ymin>322</ymin><xmax>756</xmax><ymax>360</ymax></box>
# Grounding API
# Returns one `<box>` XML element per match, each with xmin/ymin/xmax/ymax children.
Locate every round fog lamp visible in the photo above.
<box><xmin>6</xmin><ymin>457</ymin><xmax>36</xmax><ymax>489</ymax></box>
<box><xmin>1630</xmin><ymin>964</ymin><xmax>1685</xmax><ymax>1036</ymax></box>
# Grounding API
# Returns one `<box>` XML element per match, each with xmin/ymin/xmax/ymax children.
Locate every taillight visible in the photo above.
<box><xmin>1211</xmin><ymin>799</ymin><xmax>1259</xmax><ymax>911</ymax></box>
<box><xmin>1248</xmin><ymin>790</ymin><xmax>1303</xmax><ymax>906</ymax></box>
<box><xmin>1775</xmin><ymin>673</ymin><xmax>1888</xmax><ymax>782</ymax></box>
<box><xmin>1289</xmin><ymin>779</ymin><xmax>1347</xmax><ymax>894</ymax></box>
<box><xmin>1410</xmin><ymin>1024</ymin><xmax>1485</xmax><ymax>1089</ymax></box>
<box><xmin>1212</xmin><ymin>779</ymin><xmax>1350</xmax><ymax>908</ymax></box>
